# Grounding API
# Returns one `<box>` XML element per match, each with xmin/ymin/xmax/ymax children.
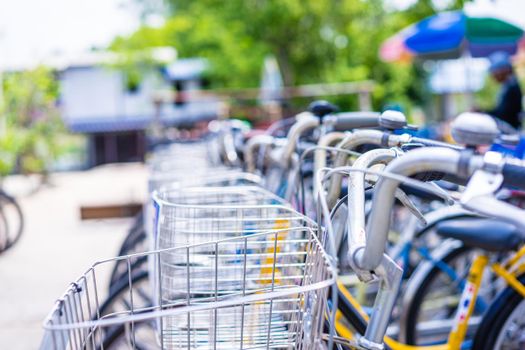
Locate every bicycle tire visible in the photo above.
<box><xmin>0</xmin><ymin>191</ymin><xmax>24</xmax><ymax>252</ymax></box>
<box><xmin>0</xmin><ymin>204</ymin><xmax>9</xmax><ymax>251</ymax></box>
<box><xmin>100</xmin><ymin>320</ymin><xmax>155</xmax><ymax>350</ymax></box>
<box><xmin>472</xmin><ymin>274</ymin><xmax>525</xmax><ymax>350</ymax></box>
<box><xmin>118</xmin><ymin>227</ymin><xmax>147</xmax><ymax>257</ymax></box>
<box><xmin>337</xmin><ymin>286</ymin><xmax>367</xmax><ymax>336</ymax></box>
<box><xmin>108</xmin><ymin>213</ymin><xmax>147</xmax><ymax>287</ymax></box>
<box><xmin>92</xmin><ymin>270</ymin><xmax>152</xmax><ymax>349</ymax></box>
<box><xmin>404</xmin><ymin>244</ymin><xmax>474</xmax><ymax>345</ymax></box>
<box><xmin>109</xmin><ymin>255</ymin><xmax>148</xmax><ymax>292</ymax></box>
<box><xmin>117</xmin><ymin>212</ymin><xmax>145</xmax><ymax>255</ymax></box>
<box><xmin>109</xmin><ymin>229</ymin><xmax>147</xmax><ymax>286</ymax></box>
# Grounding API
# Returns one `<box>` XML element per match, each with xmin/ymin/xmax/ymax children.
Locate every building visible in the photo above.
<box><xmin>58</xmin><ymin>54</ymin><xmax>217</xmax><ymax>167</ymax></box>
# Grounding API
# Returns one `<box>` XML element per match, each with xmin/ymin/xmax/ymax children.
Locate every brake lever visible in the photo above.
<box><xmin>395</xmin><ymin>188</ymin><xmax>428</xmax><ymax>226</ymax></box>
<box><xmin>364</xmin><ymin>163</ymin><xmax>429</xmax><ymax>225</ymax></box>
<box><xmin>427</xmin><ymin>182</ymin><xmax>456</xmax><ymax>205</ymax></box>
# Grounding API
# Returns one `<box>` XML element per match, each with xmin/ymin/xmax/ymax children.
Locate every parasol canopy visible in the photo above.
<box><xmin>380</xmin><ymin>11</ymin><xmax>524</xmax><ymax>62</ymax></box>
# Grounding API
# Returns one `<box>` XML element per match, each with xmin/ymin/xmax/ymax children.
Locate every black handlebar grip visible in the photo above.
<box><xmin>331</xmin><ymin>112</ymin><xmax>381</xmax><ymax>131</ymax></box>
<box><xmin>502</xmin><ymin>162</ymin><xmax>525</xmax><ymax>191</ymax></box>
<box><xmin>411</xmin><ymin>137</ymin><xmax>463</xmax><ymax>151</ymax></box>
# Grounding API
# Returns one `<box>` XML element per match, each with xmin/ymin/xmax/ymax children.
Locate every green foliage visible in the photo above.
<box><xmin>114</xmin><ymin>0</ymin><xmax>469</xmax><ymax>113</ymax></box>
<box><xmin>1</xmin><ymin>66</ymin><xmax>66</xmax><ymax>175</ymax></box>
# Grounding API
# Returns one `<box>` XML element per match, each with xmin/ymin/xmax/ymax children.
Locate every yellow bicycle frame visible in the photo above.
<box><xmin>336</xmin><ymin>245</ymin><xmax>525</xmax><ymax>350</ymax></box>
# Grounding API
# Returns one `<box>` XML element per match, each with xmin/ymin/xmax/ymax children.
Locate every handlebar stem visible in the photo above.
<box><xmin>347</xmin><ymin>148</ymin><xmax>398</xmax><ymax>280</ymax></box>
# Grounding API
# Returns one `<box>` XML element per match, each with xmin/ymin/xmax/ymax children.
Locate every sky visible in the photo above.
<box><xmin>1</xmin><ymin>0</ymin><xmax>525</xmax><ymax>70</ymax></box>
<box><xmin>0</xmin><ymin>0</ymin><xmax>138</xmax><ymax>70</ymax></box>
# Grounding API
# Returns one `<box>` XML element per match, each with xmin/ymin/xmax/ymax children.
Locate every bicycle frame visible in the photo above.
<box><xmin>335</xmin><ymin>245</ymin><xmax>525</xmax><ymax>350</ymax></box>
<box><xmin>334</xmin><ymin>148</ymin><xmax>525</xmax><ymax>349</ymax></box>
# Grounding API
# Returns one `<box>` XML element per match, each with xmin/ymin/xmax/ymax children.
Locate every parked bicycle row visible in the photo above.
<box><xmin>41</xmin><ymin>101</ymin><xmax>525</xmax><ymax>349</ymax></box>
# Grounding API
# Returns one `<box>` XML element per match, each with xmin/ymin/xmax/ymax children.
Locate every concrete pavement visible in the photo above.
<box><xmin>0</xmin><ymin>163</ymin><xmax>147</xmax><ymax>349</ymax></box>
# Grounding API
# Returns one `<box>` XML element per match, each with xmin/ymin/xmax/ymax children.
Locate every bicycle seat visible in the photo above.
<box><xmin>308</xmin><ymin>100</ymin><xmax>339</xmax><ymax>119</ymax></box>
<box><xmin>436</xmin><ymin>218</ymin><xmax>523</xmax><ymax>252</ymax></box>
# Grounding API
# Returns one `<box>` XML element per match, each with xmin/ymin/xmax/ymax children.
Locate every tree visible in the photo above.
<box><xmin>1</xmin><ymin>66</ymin><xmax>65</xmax><ymax>176</ymax></box>
<box><xmin>113</xmin><ymin>0</ymin><xmax>469</xmax><ymax>112</ymax></box>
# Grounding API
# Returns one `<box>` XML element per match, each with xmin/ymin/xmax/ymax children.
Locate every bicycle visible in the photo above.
<box><xmin>42</xmin><ymin>202</ymin><xmax>336</xmax><ymax>349</ymax></box>
<box><xmin>41</xmin><ymin>101</ymin><xmax>525</xmax><ymax>350</ymax></box>
<box><xmin>324</xmin><ymin>137</ymin><xmax>525</xmax><ymax>349</ymax></box>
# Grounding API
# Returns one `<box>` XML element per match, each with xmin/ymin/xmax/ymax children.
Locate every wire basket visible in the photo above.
<box><xmin>148</xmin><ymin>171</ymin><xmax>261</xmax><ymax>195</ymax></box>
<box><xmin>151</xmin><ymin>186</ymin><xmax>313</xmax><ymax>250</ymax></box>
<box><xmin>147</xmin><ymin>137</ymin><xmax>224</xmax><ymax>175</ymax></box>
<box><xmin>146</xmin><ymin>136</ymin><xmax>252</xmax><ymax>195</ymax></box>
<box><xmin>41</xmin><ymin>228</ymin><xmax>336</xmax><ymax>350</ymax></box>
<box><xmin>150</xmin><ymin>186</ymin><xmax>317</xmax><ymax>316</ymax></box>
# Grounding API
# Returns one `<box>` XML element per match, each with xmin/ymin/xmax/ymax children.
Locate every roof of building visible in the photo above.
<box><xmin>65</xmin><ymin>101</ymin><xmax>219</xmax><ymax>133</ymax></box>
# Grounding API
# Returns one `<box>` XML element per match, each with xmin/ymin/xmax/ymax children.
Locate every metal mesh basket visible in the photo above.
<box><xmin>151</xmin><ymin>186</ymin><xmax>313</xmax><ymax>250</ymax></box>
<box><xmin>146</xmin><ymin>135</ymin><xmax>256</xmax><ymax>197</ymax></box>
<box><xmin>41</xmin><ymin>228</ymin><xmax>335</xmax><ymax>350</ymax></box>
<box><xmin>150</xmin><ymin>186</ymin><xmax>318</xmax><ymax>328</ymax></box>
<box><xmin>149</xmin><ymin>171</ymin><xmax>261</xmax><ymax>195</ymax></box>
<box><xmin>145</xmin><ymin>140</ymin><xmax>264</xmax><ymax>253</ymax></box>
<box><xmin>147</xmin><ymin>135</ymin><xmax>225</xmax><ymax>176</ymax></box>
<box><xmin>147</xmin><ymin>140</ymin><xmax>214</xmax><ymax>167</ymax></box>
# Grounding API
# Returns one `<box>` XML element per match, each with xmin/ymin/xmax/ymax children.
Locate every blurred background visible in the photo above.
<box><xmin>1</xmin><ymin>0</ymin><xmax>524</xmax><ymax>348</ymax></box>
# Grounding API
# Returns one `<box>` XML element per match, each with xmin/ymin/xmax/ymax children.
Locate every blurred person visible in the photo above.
<box><xmin>485</xmin><ymin>51</ymin><xmax>523</xmax><ymax>131</ymax></box>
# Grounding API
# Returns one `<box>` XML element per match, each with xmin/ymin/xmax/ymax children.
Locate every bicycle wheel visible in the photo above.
<box><xmin>118</xmin><ymin>227</ymin><xmax>147</xmax><ymax>257</ymax></box>
<box><xmin>109</xmin><ymin>255</ymin><xmax>148</xmax><ymax>292</ymax></box>
<box><xmin>116</xmin><ymin>213</ymin><xmax>145</xmax><ymax>257</ymax></box>
<box><xmin>109</xmin><ymin>229</ymin><xmax>147</xmax><ymax>286</ymax></box>
<box><xmin>472</xmin><ymin>274</ymin><xmax>525</xmax><ymax>350</ymax></box>
<box><xmin>100</xmin><ymin>320</ymin><xmax>157</xmax><ymax>350</ymax></box>
<box><xmin>0</xmin><ymin>205</ymin><xmax>9</xmax><ymax>251</ymax></box>
<box><xmin>101</xmin><ymin>270</ymin><xmax>151</xmax><ymax>317</ymax></box>
<box><xmin>0</xmin><ymin>191</ymin><xmax>24</xmax><ymax>252</ymax></box>
<box><xmin>89</xmin><ymin>270</ymin><xmax>152</xmax><ymax>349</ymax></box>
<box><xmin>109</xmin><ymin>217</ymin><xmax>147</xmax><ymax>287</ymax></box>
<box><xmin>403</xmin><ymin>245</ymin><xmax>488</xmax><ymax>345</ymax></box>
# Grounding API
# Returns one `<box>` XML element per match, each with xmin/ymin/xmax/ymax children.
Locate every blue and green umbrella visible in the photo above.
<box><xmin>380</xmin><ymin>11</ymin><xmax>524</xmax><ymax>62</ymax></box>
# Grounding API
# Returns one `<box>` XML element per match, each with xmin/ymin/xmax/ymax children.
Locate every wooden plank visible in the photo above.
<box><xmin>80</xmin><ymin>203</ymin><xmax>142</xmax><ymax>220</ymax></box>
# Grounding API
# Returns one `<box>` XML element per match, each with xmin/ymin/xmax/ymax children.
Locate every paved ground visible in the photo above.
<box><xmin>0</xmin><ymin>163</ymin><xmax>147</xmax><ymax>350</ymax></box>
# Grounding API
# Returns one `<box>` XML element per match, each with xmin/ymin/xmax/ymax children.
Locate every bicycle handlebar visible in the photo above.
<box><xmin>281</xmin><ymin>114</ymin><xmax>320</xmax><ymax>167</ymax></box>
<box><xmin>244</xmin><ymin>135</ymin><xmax>275</xmax><ymax>173</ymax></box>
<box><xmin>325</xmin><ymin>130</ymin><xmax>411</xmax><ymax>206</ymax></box>
<box><xmin>283</xmin><ymin>111</ymin><xmax>381</xmax><ymax>168</ymax></box>
<box><xmin>326</xmin><ymin>112</ymin><xmax>381</xmax><ymax>131</ymax></box>
<box><xmin>361</xmin><ymin>148</ymin><xmax>525</xmax><ymax>272</ymax></box>
<box><xmin>324</xmin><ymin>131</ymin><xmax>461</xmax><ymax>207</ymax></box>
<box><xmin>410</xmin><ymin>137</ymin><xmax>463</xmax><ymax>150</ymax></box>
<box><xmin>361</xmin><ymin>148</ymin><xmax>469</xmax><ymax>270</ymax></box>
<box><xmin>502</xmin><ymin>162</ymin><xmax>525</xmax><ymax>191</ymax></box>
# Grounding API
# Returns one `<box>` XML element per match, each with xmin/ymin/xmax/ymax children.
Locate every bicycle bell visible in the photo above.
<box><xmin>379</xmin><ymin>110</ymin><xmax>408</xmax><ymax>130</ymax></box>
<box><xmin>451</xmin><ymin>112</ymin><xmax>500</xmax><ymax>147</ymax></box>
